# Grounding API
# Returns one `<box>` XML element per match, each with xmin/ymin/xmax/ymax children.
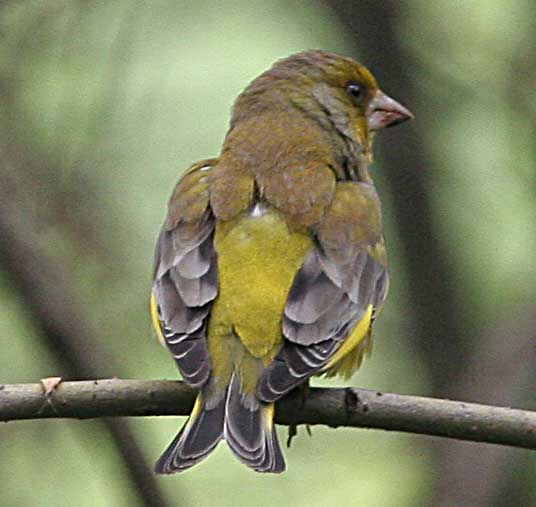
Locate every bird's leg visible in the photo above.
<box><xmin>287</xmin><ymin>380</ymin><xmax>312</xmax><ymax>447</ymax></box>
<box><xmin>286</xmin><ymin>424</ymin><xmax>297</xmax><ymax>447</ymax></box>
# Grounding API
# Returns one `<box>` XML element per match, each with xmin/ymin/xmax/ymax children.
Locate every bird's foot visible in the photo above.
<box><xmin>286</xmin><ymin>381</ymin><xmax>313</xmax><ymax>447</ymax></box>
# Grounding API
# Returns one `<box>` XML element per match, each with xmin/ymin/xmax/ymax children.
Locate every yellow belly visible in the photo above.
<box><xmin>209</xmin><ymin>206</ymin><xmax>312</xmax><ymax>360</ymax></box>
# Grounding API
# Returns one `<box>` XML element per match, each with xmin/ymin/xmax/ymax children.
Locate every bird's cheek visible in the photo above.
<box><xmin>351</xmin><ymin>119</ymin><xmax>372</xmax><ymax>152</ymax></box>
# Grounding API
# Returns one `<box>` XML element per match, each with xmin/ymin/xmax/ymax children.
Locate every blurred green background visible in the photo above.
<box><xmin>1</xmin><ymin>1</ymin><xmax>535</xmax><ymax>506</ymax></box>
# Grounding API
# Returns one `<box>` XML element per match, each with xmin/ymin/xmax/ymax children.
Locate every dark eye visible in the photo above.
<box><xmin>346</xmin><ymin>82</ymin><xmax>365</xmax><ymax>103</ymax></box>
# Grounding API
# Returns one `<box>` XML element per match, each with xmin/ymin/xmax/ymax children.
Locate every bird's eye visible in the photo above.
<box><xmin>346</xmin><ymin>82</ymin><xmax>365</xmax><ymax>103</ymax></box>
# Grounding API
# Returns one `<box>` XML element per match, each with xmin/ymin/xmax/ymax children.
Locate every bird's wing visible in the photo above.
<box><xmin>257</xmin><ymin>181</ymin><xmax>389</xmax><ymax>402</ymax></box>
<box><xmin>151</xmin><ymin>159</ymin><xmax>219</xmax><ymax>388</ymax></box>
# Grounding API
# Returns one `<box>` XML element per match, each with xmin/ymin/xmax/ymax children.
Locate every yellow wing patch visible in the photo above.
<box><xmin>150</xmin><ymin>291</ymin><xmax>167</xmax><ymax>348</ymax></box>
<box><xmin>322</xmin><ymin>304</ymin><xmax>374</xmax><ymax>376</ymax></box>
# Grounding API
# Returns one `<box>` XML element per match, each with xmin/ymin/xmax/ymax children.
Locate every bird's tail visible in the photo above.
<box><xmin>154</xmin><ymin>386</ymin><xmax>226</xmax><ymax>474</ymax></box>
<box><xmin>155</xmin><ymin>372</ymin><xmax>285</xmax><ymax>474</ymax></box>
<box><xmin>224</xmin><ymin>372</ymin><xmax>285</xmax><ymax>473</ymax></box>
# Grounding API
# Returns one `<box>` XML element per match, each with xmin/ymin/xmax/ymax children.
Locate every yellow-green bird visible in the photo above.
<box><xmin>151</xmin><ymin>50</ymin><xmax>413</xmax><ymax>474</ymax></box>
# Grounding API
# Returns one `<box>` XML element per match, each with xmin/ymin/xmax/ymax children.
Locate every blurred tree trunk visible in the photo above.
<box><xmin>326</xmin><ymin>0</ymin><xmax>464</xmax><ymax>397</ymax></box>
<box><xmin>325</xmin><ymin>1</ymin><xmax>536</xmax><ymax>505</ymax></box>
<box><xmin>436</xmin><ymin>305</ymin><xmax>536</xmax><ymax>507</ymax></box>
<box><xmin>0</xmin><ymin>150</ymin><xmax>172</xmax><ymax>507</ymax></box>
<box><xmin>0</xmin><ymin>4</ymin><xmax>172</xmax><ymax>500</ymax></box>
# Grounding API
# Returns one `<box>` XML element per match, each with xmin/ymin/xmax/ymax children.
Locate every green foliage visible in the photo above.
<box><xmin>1</xmin><ymin>1</ymin><xmax>534</xmax><ymax>506</ymax></box>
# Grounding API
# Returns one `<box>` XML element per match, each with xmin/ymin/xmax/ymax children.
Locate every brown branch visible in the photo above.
<box><xmin>2</xmin><ymin>379</ymin><xmax>535</xmax><ymax>451</ymax></box>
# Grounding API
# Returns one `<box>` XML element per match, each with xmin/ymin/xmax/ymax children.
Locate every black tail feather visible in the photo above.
<box><xmin>155</xmin><ymin>389</ymin><xmax>225</xmax><ymax>474</ymax></box>
<box><xmin>224</xmin><ymin>373</ymin><xmax>286</xmax><ymax>473</ymax></box>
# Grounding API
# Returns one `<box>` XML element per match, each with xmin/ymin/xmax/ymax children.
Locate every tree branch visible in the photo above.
<box><xmin>2</xmin><ymin>379</ymin><xmax>535</xmax><ymax>451</ymax></box>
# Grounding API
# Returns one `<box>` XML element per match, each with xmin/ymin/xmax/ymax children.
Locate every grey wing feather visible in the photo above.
<box><xmin>284</xmin><ymin>254</ymin><xmax>342</xmax><ymax>325</ymax></box>
<box><xmin>257</xmin><ymin>246</ymin><xmax>387</xmax><ymax>403</ymax></box>
<box><xmin>153</xmin><ymin>210</ymin><xmax>218</xmax><ymax>388</ymax></box>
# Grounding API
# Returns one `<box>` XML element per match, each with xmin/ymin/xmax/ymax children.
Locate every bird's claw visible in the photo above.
<box><xmin>287</xmin><ymin>380</ymin><xmax>313</xmax><ymax>447</ymax></box>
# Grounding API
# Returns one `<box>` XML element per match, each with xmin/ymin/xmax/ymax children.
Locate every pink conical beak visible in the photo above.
<box><xmin>367</xmin><ymin>91</ymin><xmax>414</xmax><ymax>131</ymax></box>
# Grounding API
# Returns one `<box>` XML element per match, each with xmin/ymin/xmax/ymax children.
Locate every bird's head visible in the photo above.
<box><xmin>232</xmin><ymin>50</ymin><xmax>413</xmax><ymax>173</ymax></box>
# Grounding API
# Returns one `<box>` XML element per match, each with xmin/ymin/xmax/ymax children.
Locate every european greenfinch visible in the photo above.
<box><xmin>151</xmin><ymin>50</ymin><xmax>413</xmax><ymax>474</ymax></box>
